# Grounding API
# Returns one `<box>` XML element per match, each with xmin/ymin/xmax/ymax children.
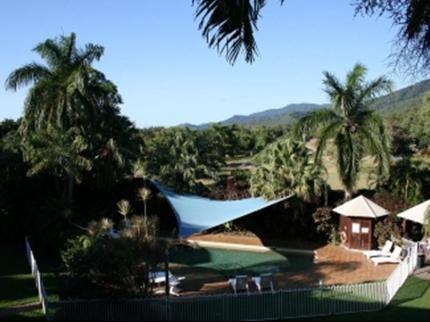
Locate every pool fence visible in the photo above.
<box><xmin>25</xmin><ymin>237</ymin><xmax>419</xmax><ymax>321</ymax></box>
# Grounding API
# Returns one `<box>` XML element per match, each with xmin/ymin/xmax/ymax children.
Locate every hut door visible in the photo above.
<box><xmin>351</xmin><ymin>219</ymin><xmax>371</xmax><ymax>249</ymax></box>
<box><xmin>359</xmin><ymin>220</ymin><xmax>371</xmax><ymax>250</ymax></box>
<box><xmin>350</xmin><ymin>220</ymin><xmax>362</xmax><ymax>249</ymax></box>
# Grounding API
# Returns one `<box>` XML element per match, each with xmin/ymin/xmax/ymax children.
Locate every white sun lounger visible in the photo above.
<box><xmin>228</xmin><ymin>275</ymin><xmax>250</xmax><ymax>295</ymax></box>
<box><xmin>252</xmin><ymin>273</ymin><xmax>275</xmax><ymax>293</ymax></box>
<box><xmin>371</xmin><ymin>246</ymin><xmax>403</xmax><ymax>266</ymax></box>
<box><xmin>149</xmin><ymin>271</ymin><xmax>185</xmax><ymax>296</ymax></box>
<box><xmin>363</xmin><ymin>240</ymin><xmax>393</xmax><ymax>259</ymax></box>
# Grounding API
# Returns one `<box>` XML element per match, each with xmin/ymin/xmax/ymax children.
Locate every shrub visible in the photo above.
<box><xmin>312</xmin><ymin>207</ymin><xmax>338</xmax><ymax>244</ymax></box>
<box><xmin>374</xmin><ymin>215</ymin><xmax>402</xmax><ymax>247</ymax></box>
<box><xmin>61</xmin><ymin>216</ymin><xmax>165</xmax><ymax>299</ymax></box>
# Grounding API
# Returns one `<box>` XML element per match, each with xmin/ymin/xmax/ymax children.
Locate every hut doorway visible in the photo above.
<box><xmin>350</xmin><ymin>218</ymin><xmax>371</xmax><ymax>249</ymax></box>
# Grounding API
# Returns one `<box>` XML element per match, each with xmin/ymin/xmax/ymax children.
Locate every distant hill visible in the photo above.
<box><xmin>180</xmin><ymin>79</ymin><xmax>430</xmax><ymax>128</ymax></box>
<box><xmin>370</xmin><ymin>78</ymin><xmax>430</xmax><ymax>114</ymax></box>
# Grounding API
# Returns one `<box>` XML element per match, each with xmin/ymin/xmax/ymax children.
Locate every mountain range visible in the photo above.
<box><xmin>180</xmin><ymin>79</ymin><xmax>430</xmax><ymax>128</ymax></box>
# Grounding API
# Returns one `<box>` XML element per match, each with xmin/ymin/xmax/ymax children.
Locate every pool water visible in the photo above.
<box><xmin>169</xmin><ymin>246</ymin><xmax>314</xmax><ymax>277</ymax></box>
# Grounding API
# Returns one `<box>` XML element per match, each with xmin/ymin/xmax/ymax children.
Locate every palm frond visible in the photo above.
<box><xmin>5</xmin><ymin>63</ymin><xmax>51</xmax><ymax>91</ymax></box>
<box><xmin>322</xmin><ymin>71</ymin><xmax>347</xmax><ymax>114</ymax></box>
<box><xmin>33</xmin><ymin>39</ymin><xmax>63</xmax><ymax>68</ymax></box>
<box><xmin>357</xmin><ymin>76</ymin><xmax>393</xmax><ymax>104</ymax></box>
<box><xmin>345</xmin><ymin>63</ymin><xmax>366</xmax><ymax>90</ymax></box>
<box><xmin>193</xmin><ymin>0</ymin><xmax>266</xmax><ymax>64</ymax></box>
<box><xmin>315</xmin><ymin>120</ymin><xmax>343</xmax><ymax>162</ymax></box>
<box><xmin>295</xmin><ymin>108</ymin><xmax>341</xmax><ymax>137</ymax></box>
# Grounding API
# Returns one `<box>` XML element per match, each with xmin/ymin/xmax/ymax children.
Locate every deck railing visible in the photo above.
<box><xmin>25</xmin><ymin>237</ymin><xmax>418</xmax><ymax>321</ymax></box>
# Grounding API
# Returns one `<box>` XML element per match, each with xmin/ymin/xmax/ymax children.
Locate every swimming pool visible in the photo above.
<box><xmin>169</xmin><ymin>245</ymin><xmax>314</xmax><ymax>277</ymax></box>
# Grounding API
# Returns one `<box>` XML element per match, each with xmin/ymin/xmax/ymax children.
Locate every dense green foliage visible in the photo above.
<box><xmin>312</xmin><ymin>207</ymin><xmax>339</xmax><ymax>244</ymax></box>
<box><xmin>250</xmin><ymin>137</ymin><xmax>325</xmax><ymax>202</ymax></box>
<box><xmin>386</xmin><ymin>157</ymin><xmax>430</xmax><ymax>204</ymax></box>
<box><xmin>138</xmin><ymin>127</ymin><xmax>223</xmax><ymax>193</ymax></box>
<box><xmin>391</xmin><ymin>92</ymin><xmax>430</xmax><ymax>150</ymax></box>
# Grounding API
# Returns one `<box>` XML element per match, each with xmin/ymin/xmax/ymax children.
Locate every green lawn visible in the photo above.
<box><xmin>0</xmin><ymin>243</ymin><xmax>59</xmax><ymax>321</ymax></box>
<box><xmin>300</xmin><ymin>276</ymin><xmax>430</xmax><ymax>321</ymax></box>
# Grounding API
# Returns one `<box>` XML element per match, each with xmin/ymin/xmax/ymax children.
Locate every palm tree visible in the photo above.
<box><xmin>5</xmin><ymin>33</ymin><xmax>107</xmax><ymax>134</ymax></box>
<box><xmin>295</xmin><ymin>63</ymin><xmax>392</xmax><ymax>199</ymax></box>
<box><xmin>249</xmin><ymin>137</ymin><xmax>326</xmax><ymax>202</ymax></box>
<box><xmin>137</xmin><ymin>187</ymin><xmax>152</xmax><ymax>217</ymax></box>
<box><xmin>117</xmin><ymin>199</ymin><xmax>131</xmax><ymax>227</ymax></box>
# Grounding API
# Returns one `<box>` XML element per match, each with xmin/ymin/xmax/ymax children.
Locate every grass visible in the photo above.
<box><xmin>299</xmin><ymin>276</ymin><xmax>430</xmax><ymax>321</ymax></box>
<box><xmin>0</xmin><ymin>243</ymin><xmax>60</xmax><ymax>321</ymax></box>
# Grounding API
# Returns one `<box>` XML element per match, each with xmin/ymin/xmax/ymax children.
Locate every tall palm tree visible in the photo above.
<box><xmin>5</xmin><ymin>33</ymin><xmax>107</xmax><ymax>134</ymax></box>
<box><xmin>249</xmin><ymin>137</ymin><xmax>325</xmax><ymax>202</ymax></box>
<box><xmin>295</xmin><ymin>64</ymin><xmax>392</xmax><ymax>199</ymax></box>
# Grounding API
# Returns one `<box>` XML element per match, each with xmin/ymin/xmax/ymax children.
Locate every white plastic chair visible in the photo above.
<box><xmin>252</xmin><ymin>273</ymin><xmax>275</xmax><ymax>293</ymax></box>
<box><xmin>228</xmin><ymin>275</ymin><xmax>250</xmax><ymax>295</ymax></box>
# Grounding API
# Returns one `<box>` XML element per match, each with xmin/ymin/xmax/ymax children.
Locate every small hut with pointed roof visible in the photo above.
<box><xmin>333</xmin><ymin>195</ymin><xmax>390</xmax><ymax>250</ymax></box>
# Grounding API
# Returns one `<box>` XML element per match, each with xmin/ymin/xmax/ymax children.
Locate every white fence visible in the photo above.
<box><xmin>385</xmin><ymin>242</ymin><xmax>418</xmax><ymax>303</ymax></box>
<box><xmin>24</xmin><ymin>237</ymin><xmax>419</xmax><ymax>321</ymax></box>
<box><xmin>25</xmin><ymin>237</ymin><xmax>48</xmax><ymax>315</ymax></box>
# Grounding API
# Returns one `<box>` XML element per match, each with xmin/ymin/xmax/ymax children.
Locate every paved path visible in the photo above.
<box><xmin>414</xmin><ymin>266</ymin><xmax>430</xmax><ymax>280</ymax></box>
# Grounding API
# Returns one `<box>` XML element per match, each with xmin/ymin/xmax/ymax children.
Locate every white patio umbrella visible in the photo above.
<box><xmin>397</xmin><ymin>200</ymin><xmax>430</xmax><ymax>225</ymax></box>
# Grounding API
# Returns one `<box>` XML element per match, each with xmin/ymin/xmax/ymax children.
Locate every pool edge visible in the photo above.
<box><xmin>186</xmin><ymin>239</ymin><xmax>315</xmax><ymax>255</ymax></box>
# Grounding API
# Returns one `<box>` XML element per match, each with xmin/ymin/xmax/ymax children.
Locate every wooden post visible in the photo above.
<box><xmin>164</xmin><ymin>247</ymin><xmax>170</xmax><ymax>296</ymax></box>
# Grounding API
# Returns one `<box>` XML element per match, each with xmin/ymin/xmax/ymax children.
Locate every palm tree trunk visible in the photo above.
<box><xmin>344</xmin><ymin>188</ymin><xmax>353</xmax><ymax>200</ymax></box>
<box><xmin>66</xmin><ymin>174</ymin><xmax>74</xmax><ymax>205</ymax></box>
<box><xmin>144</xmin><ymin>200</ymin><xmax>147</xmax><ymax>217</ymax></box>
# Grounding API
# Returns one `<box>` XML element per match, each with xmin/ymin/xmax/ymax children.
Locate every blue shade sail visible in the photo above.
<box><xmin>153</xmin><ymin>182</ymin><xmax>293</xmax><ymax>238</ymax></box>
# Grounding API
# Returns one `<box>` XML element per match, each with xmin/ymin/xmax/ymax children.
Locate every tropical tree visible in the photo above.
<box><xmin>387</xmin><ymin>157</ymin><xmax>430</xmax><ymax>204</ymax></box>
<box><xmin>6</xmin><ymin>33</ymin><xmax>141</xmax><ymax>188</ymax></box>
<box><xmin>249</xmin><ymin>137</ymin><xmax>326</xmax><ymax>202</ymax></box>
<box><xmin>141</xmin><ymin>127</ymin><xmax>222</xmax><ymax>193</ymax></box>
<box><xmin>5</xmin><ymin>33</ymin><xmax>111</xmax><ymax>134</ymax></box>
<box><xmin>295</xmin><ymin>64</ymin><xmax>392</xmax><ymax>199</ymax></box>
<box><xmin>22</xmin><ymin>126</ymin><xmax>92</xmax><ymax>204</ymax></box>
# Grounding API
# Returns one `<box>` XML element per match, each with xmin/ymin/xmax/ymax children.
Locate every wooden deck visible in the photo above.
<box><xmin>170</xmin><ymin>235</ymin><xmax>397</xmax><ymax>296</ymax></box>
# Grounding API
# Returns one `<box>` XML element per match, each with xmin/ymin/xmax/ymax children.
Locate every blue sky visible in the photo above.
<box><xmin>0</xmin><ymin>0</ymin><xmax>424</xmax><ymax>127</ymax></box>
